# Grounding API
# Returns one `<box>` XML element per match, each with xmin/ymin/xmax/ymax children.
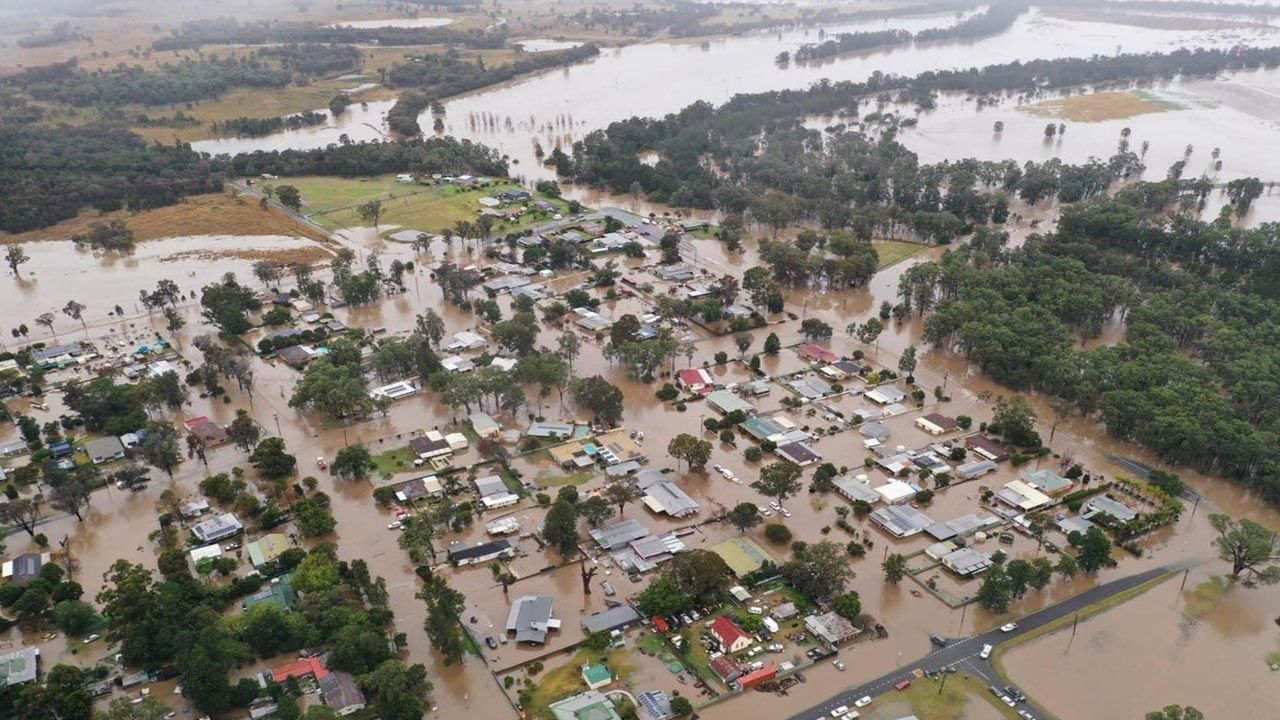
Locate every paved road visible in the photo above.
<box><xmin>787</xmin><ymin>565</ymin><xmax>1179</xmax><ymax>720</ymax></box>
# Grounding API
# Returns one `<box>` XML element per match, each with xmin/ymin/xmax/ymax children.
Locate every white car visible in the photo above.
<box><xmin>769</xmin><ymin>501</ymin><xmax>781</xmax><ymax>510</ymax></box>
<box><xmin>83</xmin><ymin>633</ymin><xmax>101</xmax><ymax>644</ymax></box>
<box><xmin>855</xmin><ymin>696</ymin><xmax>873</xmax><ymax>708</ymax></box>
<box><xmin>830</xmin><ymin>706</ymin><xmax>849</xmax><ymax>717</ymax></box>
<box><xmin>387</xmin><ymin>521</ymin><xmax>402</xmax><ymax>530</ymax></box>
<box><xmin>714</xmin><ymin>464</ymin><xmax>726</xmax><ymax>475</ymax></box>
<box><xmin>980</xmin><ymin>643</ymin><xmax>993</xmax><ymax>659</ymax></box>
<box><xmin>1000</xmin><ymin>622</ymin><xmax>1019</xmax><ymax>633</ymax></box>
<box><xmin>779</xmin><ymin>508</ymin><xmax>792</xmax><ymax>517</ymax></box>
<box><xmin>758</xmin><ymin>506</ymin><xmax>772</xmax><ymax>516</ymax></box>
<box><xmin>833</xmin><ymin>660</ymin><xmax>846</xmax><ymax>671</ymax></box>
<box><xmin>1001</xmin><ymin>695</ymin><xmax>1016</xmax><ymax>707</ymax></box>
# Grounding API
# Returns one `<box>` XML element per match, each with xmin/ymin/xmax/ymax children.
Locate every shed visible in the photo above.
<box><xmin>582</xmin><ymin>605</ymin><xmax>642</xmax><ymax>634</ymax></box>
<box><xmin>707</xmin><ymin>390</ymin><xmax>753</xmax><ymax>416</ymax></box>
<box><xmin>470</xmin><ymin>412</ymin><xmax>501</xmax><ymax>438</ymax></box>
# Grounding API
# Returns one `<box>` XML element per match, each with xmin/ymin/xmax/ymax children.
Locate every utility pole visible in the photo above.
<box><xmin>1178</xmin><ymin>567</ymin><xmax>1190</xmax><ymax>593</ymax></box>
<box><xmin>937</xmin><ymin>670</ymin><xmax>949</xmax><ymax>695</ymax></box>
<box><xmin>1065</xmin><ymin>612</ymin><xmax>1080</xmax><ymax>653</ymax></box>
<box><xmin>957</xmin><ymin>601</ymin><xmax>968</xmax><ymax>635</ymax></box>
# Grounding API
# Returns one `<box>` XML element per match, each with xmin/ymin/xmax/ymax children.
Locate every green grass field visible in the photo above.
<box><xmin>286</xmin><ymin>175</ymin><xmax>412</xmax><ymax>214</ymax></box>
<box><xmin>371</xmin><ymin>446</ymin><xmax>419</xmax><ymax>477</ymax></box>
<box><xmin>874</xmin><ymin>240</ymin><xmax>926</xmax><ymax>268</ymax></box>
<box><xmin>861</xmin><ymin>672</ymin><xmax>1020</xmax><ymax>720</ymax></box>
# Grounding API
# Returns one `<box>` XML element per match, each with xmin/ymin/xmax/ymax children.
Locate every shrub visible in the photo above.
<box><xmin>744</xmin><ymin>446</ymin><xmax>763</xmax><ymax>462</ymax></box>
<box><xmin>764</xmin><ymin>523</ymin><xmax>792</xmax><ymax>544</ymax></box>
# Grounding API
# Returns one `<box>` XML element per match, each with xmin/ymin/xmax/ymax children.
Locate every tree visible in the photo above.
<box><xmin>991</xmin><ymin>395</ymin><xmax>1038</xmax><ymax>447</ymax></box>
<box><xmin>1075</xmin><ymin>526</ymin><xmax>1112</xmax><ymax>574</ymax></box>
<box><xmin>421</xmin><ymin>576</ymin><xmax>467</xmax><ymax>665</ymax></box>
<box><xmin>14</xmin><ymin>664</ymin><xmax>94</xmax><ymax>720</ymax></box>
<box><xmin>1145</xmin><ymin>706</ymin><xmax>1205</xmax><ymax>720</ymax></box>
<box><xmin>604</xmin><ymin>478</ymin><xmax>642</xmax><ymax>517</ymax></box>
<box><xmin>898</xmin><ymin>345</ymin><xmax>917</xmax><ymax>377</ymax></box>
<box><xmin>290</xmin><ymin>353</ymin><xmax>373</xmax><ymax>420</ymax></box>
<box><xmin>139</xmin><ymin>422</ymin><xmax>181</xmax><ymax>479</ymax></box>
<box><xmin>328</xmin><ymin>623</ymin><xmax>392</xmax><ymax>674</ymax></box>
<box><xmin>360</xmin><ymin>660</ymin><xmax>431</xmax><ymax>720</ymax></box>
<box><xmin>236</xmin><ymin>603</ymin><xmax>308</xmax><ymax>658</ymax></box>
<box><xmin>668</xmin><ymin>434</ymin><xmax>713</xmax><ymax>470</ymax></box>
<box><xmin>357</xmin><ymin>200</ymin><xmax>384</xmax><ymax>227</ymax></box>
<box><xmin>332</xmin><ymin>444</ymin><xmax>375</xmax><ymax>480</ymax></box>
<box><xmin>635</xmin><ymin>576</ymin><xmax>693</xmax><ymax>617</ymax></box>
<box><xmin>578</xmin><ymin>496</ymin><xmax>614</xmax><ymax>527</ymax></box>
<box><xmin>882</xmin><ymin>553</ymin><xmax>908</xmax><ymax>584</ymax></box>
<box><xmin>1055</xmin><ymin>552</ymin><xmax>1079</xmax><ymax>579</ymax></box>
<box><xmin>6</xmin><ymin>245</ymin><xmax>30</xmax><ymax>275</ymax></box>
<box><xmin>1006</xmin><ymin>558</ymin><xmax>1033</xmax><ymax>599</ymax></box>
<box><xmin>668</xmin><ymin>696</ymin><xmax>694</xmax><ymax>718</ymax></box>
<box><xmin>570</xmin><ymin>375</ymin><xmax>625</xmax><ymax>426</ymax></box>
<box><xmin>49</xmin><ymin>476</ymin><xmax>92</xmax><ymax>521</ymax></box>
<box><xmin>1210</xmin><ymin>513</ymin><xmax>1280</xmax><ymax>584</ymax></box>
<box><xmin>764</xmin><ymin>522</ymin><xmax>792</xmax><ymax>543</ymax></box>
<box><xmin>250</xmin><ymin>437</ymin><xmax>297</xmax><ymax>480</ymax></box>
<box><xmin>800</xmin><ymin>318</ymin><xmax>833</xmax><ymax>342</ymax></box>
<box><xmin>0</xmin><ymin>498</ymin><xmax>42</xmax><ymax>537</ymax></box>
<box><xmin>733</xmin><ymin>332</ymin><xmax>754</xmax><ymax>357</ymax></box>
<box><xmin>832</xmin><ymin>592</ymin><xmax>861</xmax><ymax>620</ymax></box>
<box><xmin>751</xmin><ymin>462</ymin><xmax>802</xmax><ymax>509</ymax></box>
<box><xmin>227</xmin><ymin>410</ymin><xmax>260</xmax><ymax>452</ymax></box>
<box><xmin>276</xmin><ymin>184</ymin><xmax>302</xmax><ymax>212</ymax></box>
<box><xmin>665</xmin><ymin>550</ymin><xmax>732</xmax><ymax>606</ymax></box>
<box><xmin>293</xmin><ymin>497</ymin><xmax>337</xmax><ymax>537</ymax></box>
<box><xmin>557</xmin><ymin>331</ymin><xmax>581</xmax><ymax>371</ymax></box>
<box><xmin>976</xmin><ymin>563</ymin><xmax>1012</xmax><ymax>613</ymax></box>
<box><xmin>727</xmin><ymin>502</ymin><xmax>761</xmax><ymax>533</ymax></box>
<box><xmin>416</xmin><ymin>310</ymin><xmax>446</xmax><ymax>349</ymax></box>
<box><xmin>781</xmin><ymin>540</ymin><xmax>851</xmax><ymax>602</ymax></box>
<box><xmin>855</xmin><ymin>318</ymin><xmax>884</xmax><ymax>354</ymax></box>
<box><xmin>292</xmin><ymin>552</ymin><xmax>340</xmax><ymax>593</ymax></box>
<box><xmin>35</xmin><ymin>312</ymin><xmax>56</xmax><ymax>338</ymax></box>
<box><xmin>62</xmin><ymin>300</ymin><xmax>87</xmax><ymax>330</ymax></box>
<box><xmin>763</xmin><ymin>332</ymin><xmax>781</xmax><ymax>355</ymax></box>
<box><xmin>175</xmin><ymin>607</ymin><xmax>247</xmax><ymax>714</ymax></box>
<box><xmin>398</xmin><ymin>514</ymin><xmax>440</xmax><ymax>564</ymax></box>
<box><xmin>542</xmin><ymin>498</ymin><xmax>580</xmax><ymax>558</ymax></box>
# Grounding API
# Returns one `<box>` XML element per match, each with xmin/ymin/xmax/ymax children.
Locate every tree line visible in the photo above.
<box><xmin>214</xmin><ymin>110</ymin><xmax>327</xmax><ymax>137</ymax></box>
<box><xmin>385</xmin><ymin>44</ymin><xmax>600</xmax><ymax>104</ymax></box>
<box><xmin>151</xmin><ymin>17</ymin><xmax>507</xmax><ymax>51</ymax></box>
<box><xmin>555</xmin><ymin>45</ymin><xmax>1280</xmax><ymax>234</ymax></box>
<box><xmin>0</xmin><ymin>103</ymin><xmax>506</xmax><ymax>232</ymax></box>
<box><xmin>909</xmin><ymin>191</ymin><xmax>1280</xmax><ymax>503</ymax></box>
<box><xmin>793</xmin><ymin>0</ymin><xmax>1028</xmax><ymax>63</ymax></box>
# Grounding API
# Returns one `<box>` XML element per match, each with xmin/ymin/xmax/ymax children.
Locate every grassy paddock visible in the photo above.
<box><xmin>862</xmin><ymin>671</ymin><xmax>1020</xmax><ymax>720</ymax></box>
<box><xmin>873</xmin><ymin>240</ymin><xmax>926</xmax><ymax>268</ymax></box>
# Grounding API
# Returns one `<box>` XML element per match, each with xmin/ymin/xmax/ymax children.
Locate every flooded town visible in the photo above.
<box><xmin>2</xmin><ymin>2</ymin><xmax>1280</xmax><ymax>720</ymax></box>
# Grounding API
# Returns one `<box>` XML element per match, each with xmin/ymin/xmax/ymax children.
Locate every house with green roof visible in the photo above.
<box><xmin>242</xmin><ymin>574</ymin><xmax>297</xmax><ymax>611</ymax></box>
<box><xmin>581</xmin><ymin>663</ymin><xmax>613</xmax><ymax>690</ymax></box>
<box><xmin>710</xmin><ymin>537</ymin><xmax>776</xmax><ymax>578</ymax></box>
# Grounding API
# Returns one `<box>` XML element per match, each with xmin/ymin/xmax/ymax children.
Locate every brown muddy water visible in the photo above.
<box><xmin>8</xmin><ymin>9</ymin><xmax>1280</xmax><ymax>720</ymax></box>
<box><xmin>5</xmin><ymin>222</ymin><xmax>1279</xmax><ymax>720</ymax></box>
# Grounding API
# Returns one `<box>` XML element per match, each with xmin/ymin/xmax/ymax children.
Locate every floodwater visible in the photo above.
<box><xmin>6</xmin><ymin>235</ymin><xmax>330</xmax><ymax>336</ymax></box>
<box><xmin>329</xmin><ymin>18</ymin><xmax>454</xmax><ymax>29</ymax></box>
<box><xmin>897</xmin><ymin>67</ymin><xmax>1280</xmax><ymax>185</ymax></box>
<box><xmin>10</xmin><ymin>7</ymin><xmax>1280</xmax><ymax>720</ymax></box>
<box><xmin>191</xmin><ymin>7</ymin><xmax>1279</xmax><ymax>191</ymax></box>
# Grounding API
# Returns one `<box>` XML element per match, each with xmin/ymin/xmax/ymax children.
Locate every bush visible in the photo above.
<box><xmin>956</xmin><ymin>415</ymin><xmax>972</xmax><ymax>429</ymax></box>
<box><xmin>718</xmin><ymin>429</ymin><xmax>735</xmax><ymax>444</ymax></box>
<box><xmin>655</xmin><ymin>384</ymin><xmax>679</xmax><ymax>401</ymax></box>
<box><xmin>744</xmin><ymin>446</ymin><xmax>763</xmax><ymax>462</ymax></box>
<box><xmin>764</xmin><ymin>523</ymin><xmax>792</xmax><ymax>544</ymax></box>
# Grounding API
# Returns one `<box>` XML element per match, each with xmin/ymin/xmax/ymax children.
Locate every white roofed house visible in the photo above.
<box><xmin>444</xmin><ymin>330</ymin><xmax>487</xmax><ymax>352</ymax></box>
<box><xmin>470</xmin><ymin>412</ymin><xmax>501</xmax><ymax>438</ymax></box>
<box><xmin>506</xmin><ymin>595</ymin><xmax>561</xmax><ymax>644</ymax></box>
<box><xmin>635</xmin><ymin>469</ymin><xmax>699</xmax><ymax>518</ymax></box>
<box><xmin>191</xmin><ymin>513</ymin><xmax>243</xmax><ymax>543</ymax></box>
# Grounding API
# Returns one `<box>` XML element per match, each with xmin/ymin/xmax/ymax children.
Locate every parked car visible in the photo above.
<box><xmin>779</xmin><ymin>508</ymin><xmax>792</xmax><ymax>517</ymax></box>
<box><xmin>998</xmin><ymin>532</ymin><xmax>1015</xmax><ymax>544</ymax></box>
<box><xmin>484</xmin><ymin>637</ymin><xmax>498</xmax><ymax>650</ymax></box>
<box><xmin>830</xmin><ymin>706</ymin><xmax>849</xmax><ymax>717</ymax></box>
<box><xmin>1006</xmin><ymin>686</ymin><xmax>1026</xmax><ymax>702</ymax></box>
<box><xmin>832</xmin><ymin>660</ymin><xmax>846</xmax><ymax>671</ymax></box>
<box><xmin>929</xmin><ymin>634</ymin><xmax>948</xmax><ymax>647</ymax></box>
<box><xmin>894</xmin><ymin>679</ymin><xmax>911</xmax><ymax>691</ymax></box>
<box><xmin>758</xmin><ymin>506</ymin><xmax>772</xmax><ymax>516</ymax></box>
<box><xmin>601</xmin><ymin>580</ymin><xmax>616</xmax><ymax>596</ymax></box>
<box><xmin>1018</xmin><ymin>711</ymin><xmax>1037</xmax><ymax>720</ymax></box>
<box><xmin>1001</xmin><ymin>695</ymin><xmax>1017</xmax><ymax>707</ymax></box>
<box><xmin>980</xmin><ymin>643</ymin><xmax>993</xmax><ymax>659</ymax></box>
<box><xmin>854</xmin><ymin>696</ymin><xmax>873</xmax><ymax>708</ymax></box>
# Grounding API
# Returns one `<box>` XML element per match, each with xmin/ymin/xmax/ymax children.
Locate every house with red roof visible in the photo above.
<box><xmin>738</xmin><ymin>664</ymin><xmax>777</xmax><ymax>689</ymax></box>
<box><xmin>708</xmin><ymin>654</ymin><xmax>742</xmax><ymax>684</ymax></box>
<box><xmin>272</xmin><ymin>656</ymin><xmax>328</xmax><ymax>684</ymax></box>
<box><xmin>797</xmin><ymin>344</ymin><xmax>838</xmax><ymax>364</ymax></box>
<box><xmin>709</xmin><ymin>615</ymin><xmax>752</xmax><ymax>654</ymax></box>
<box><xmin>676</xmin><ymin>367</ymin><xmax>714</xmax><ymax>393</ymax></box>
